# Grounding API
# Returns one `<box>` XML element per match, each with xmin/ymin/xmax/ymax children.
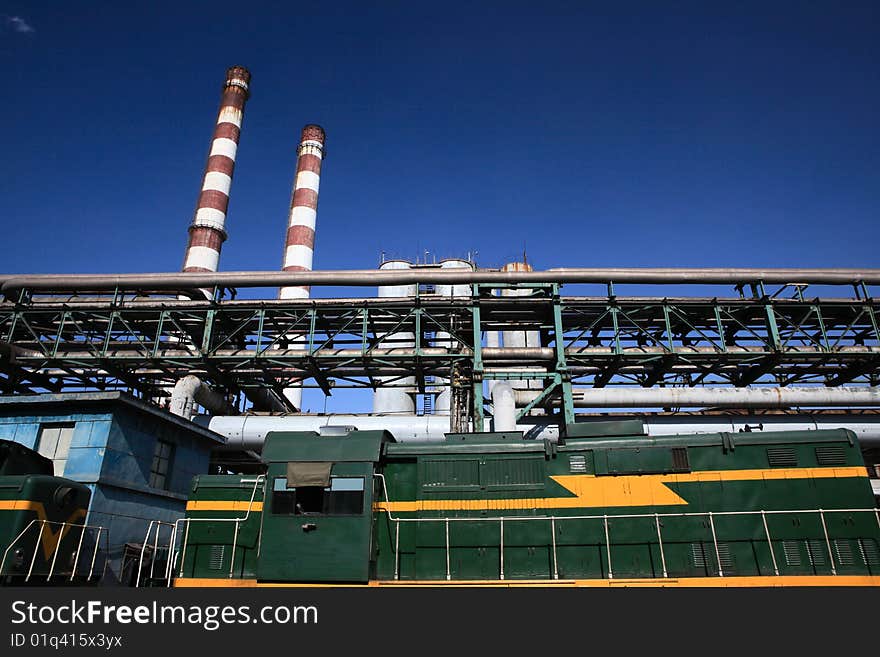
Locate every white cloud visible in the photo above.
<box><xmin>6</xmin><ymin>16</ymin><xmax>35</xmax><ymax>33</ymax></box>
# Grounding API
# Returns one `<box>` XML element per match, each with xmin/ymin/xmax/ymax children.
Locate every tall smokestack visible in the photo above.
<box><xmin>182</xmin><ymin>66</ymin><xmax>251</xmax><ymax>272</ymax></box>
<box><xmin>279</xmin><ymin>124</ymin><xmax>326</xmax><ymax>298</ymax></box>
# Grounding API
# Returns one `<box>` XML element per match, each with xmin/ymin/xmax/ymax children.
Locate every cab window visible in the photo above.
<box><xmin>272</xmin><ymin>476</ymin><xmax>365</xmax><ymax>515</ymax></box>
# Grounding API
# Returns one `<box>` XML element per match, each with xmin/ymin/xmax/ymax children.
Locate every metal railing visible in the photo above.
<box><xmin>0</xmin><ymin>519</ymin><xmax>108</xmax><ymax>584</ymax></box>
<box><xmin>376</xmin><ymin>476</ymin><xmax>880</xmax><ymax>581</ymax></box>
<box><xmin>135</xmin><ymin>520</ymin><xmax>177</xmax><ymax>588</ymax></box>
<box><xmin>136</xmin><ymin>476</ymin><xmax>265</xmax><ymax>587</ymax></box>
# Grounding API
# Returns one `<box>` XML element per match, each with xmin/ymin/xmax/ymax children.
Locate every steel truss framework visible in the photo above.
<box><xmin>1</xmin><ymin>281</ymin><xmax>878</xmax><ymax>432</ymax></box>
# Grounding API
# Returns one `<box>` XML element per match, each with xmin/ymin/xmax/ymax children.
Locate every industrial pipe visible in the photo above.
<box><xmin>169</xmin><ymin>375</ymin><xmax>234</xmax><ymax>418</ymax></box>
<box><xmin>485</xmin><ymin>329</ymin><xmax>501</xmax><ymax>397</ymax></box>
<box><xmin>491</xmin><ymin>383</ymin><xmax>516</xmax><ymax>432</ymax></box>
<box><xmin>500</xmin><ymin>261</ymin><xmax>544</xmax><ymax>394</ymax></box>
<box><xmin>244</xmin><ymin>388</ymin><xmax>289</xmax><ymax>413</ymax></box>
<box><xmin>0</xmin><ymin>343</ymin><xmax>41</xmax><ymax>364</ymax></box>
<box><xmin>200</xmin><ymin>413</ymin><xmax>453</xmax><ymax>450</ymax></box>
<box><xmin>200</xmin><ymin>411</ymin><xmax>880</xmax><ymax>451</ymax></box>
<box><xmin>4</xmin><ymin>267</ymin><xmax>880</xmax><ymax>293</ymax></box>
<box><xmin>514</xmin><ymin>386</ymin><xmax>880</xmax><ymax>409</ymax></box>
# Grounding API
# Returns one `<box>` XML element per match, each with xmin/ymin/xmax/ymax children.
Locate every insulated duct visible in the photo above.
<box><xmin>169</xmin><ymin>375</ymin><xmax>233</xmax><ymax>418</ymax></box>
<box><xmin>513</xmin><ymin>386</ymin><xmax>880</xmax><ymax>409</ymax></box>
<box><xmin>6</xmin><ymin>268</ymin><xmax>880</xmax><ymax>294</ymax></box>
<box><xmin>201</xmin><ymin>411</ymin><xmax>880</xmax><ymax>450</ymax></box>
<box><xmin>491</xmin><ymin>383</ymin><xmax>516</xmax><ymax>432</ymax></box>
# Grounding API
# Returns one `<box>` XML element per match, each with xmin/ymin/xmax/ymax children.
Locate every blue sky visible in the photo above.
<box><xmin>2</xmin><ymin>2</ymin><xmax>877</xmax><ymax>283</ymax></box>
<box><xmin>1</xmin><ymin>2</ymin><xmax>878</xmax><ymax>412</ymax></box>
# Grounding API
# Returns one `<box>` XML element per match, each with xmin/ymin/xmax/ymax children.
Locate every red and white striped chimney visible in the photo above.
<box><xmin>182</xmin><ymin>66</ymin><xmax>251</xmax><ymax>272</ymax></box>
<box><xmin>279</xmin><ymin>124</ymin><xmax>326</xmax><ymax>298</ymax></box>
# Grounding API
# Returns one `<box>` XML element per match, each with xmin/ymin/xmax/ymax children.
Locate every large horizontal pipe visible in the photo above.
<box><xmin>515</xmin><ymin>386</ymin><xmax>880</xmax><ymax>409</ymax></box>
<box><xmin>200</xmin><ymin>413</ymin><xmax>453</xmax><ymax>450</ymax></box>
<box><xmin>0</xmin><ymin>343</ymin><xmax>42</xmax><ymax>364</ymax></box>
<box><xmin>8</xmin><ymin>345</ymin><xmax>880</xmax><ymax>362</ymax></box>
<box><xmin>169</xmin><ymin>375</ymin><xmax>235</xmax><ymax>418</ymax></box>
<box><xmin>3</xmin><ymin>294</ymin><xmax>872</xmax><ymax>311</ymax></box>
<box><xmin>199</xmin><ymin>411</ymin><xmax>880</xmax><ymax>450</ymax></box>
<box><xmin>3</xmin><ymin>267</ymin><xmax>880</xmax><ymax>293</ymax></box>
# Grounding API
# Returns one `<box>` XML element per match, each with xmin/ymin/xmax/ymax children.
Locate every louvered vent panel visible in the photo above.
<box><xmin>806</xmin><ymin>540</ymin><xmax>826</xmax><ymax>566</ymax></box>
<box><xmin>671</xmin><ymin>447</ymin><xmax>690</xmax><ymax>472</ymax></box>
<box><xmin>569</xmin><ymin>455</ymin><xmax>587</xmax><ymax>473</ymax></box>
<box><xmin>858</xmin><ymin>539</ymin><xmax>880</xmax><ymax>566</ymax></box>
<box><xmin>482</xmin><ymin>458</ymin><xmax>544</xmax><ymax>487</ymax></box>
<box><xmin>815</xmin><ymin>446</ymin><xmax>847</xmax><ymax>466</ymax></box>
<box><xmin>423</xmin><ymin>459</ymin><xmax>480</xmax><ymax>488</ymax></box>
<box><xmin>690</xmin><ymin>543</ymin><xmax>707</xmax><ymax>569</ymax></box>
<box><xmin>783</xmin><ymin>541</ymin><xmax>801</xmax><ymax>566</ymax></box>
<box><xmin>767</xmin><ymin>448</ymin><xmax>798</xmax><ymax>467</ymax></box>
<box><xmin>716</xmin><ymin>543</ymin><xmax>734</xmax><ymax>570</ymax></box>
<box><xmin>208</xmin><ymin>545</ymin><xmax>226</xmax><ymax>571</ymax></box>
<box><xmin>833</xmin><ymin>540</ymin><xmax>855</xmax><ymax>566</ymax></box>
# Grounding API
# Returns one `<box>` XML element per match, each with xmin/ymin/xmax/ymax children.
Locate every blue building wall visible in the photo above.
<box><xmin>0</xmin><ymin>394</ymin><xmax>223</xmax><ymax>585</ymax></box>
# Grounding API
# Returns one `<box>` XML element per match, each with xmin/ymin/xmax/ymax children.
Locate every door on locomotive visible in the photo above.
<box><xmin>257</xmin><ymin>430</ymin><xmax>392</xmax><ymax>583</ymax></box>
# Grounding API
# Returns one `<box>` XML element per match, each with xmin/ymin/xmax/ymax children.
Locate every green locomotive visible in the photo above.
<box><xmin>0</xmin><ymin>439</ymin><xmax>101</xmax><ymax>585</ymax></box>
<box><xmin>175</xmin><ymin>422</ymin><xmax>880</xmax><ymax>587</ymax></box>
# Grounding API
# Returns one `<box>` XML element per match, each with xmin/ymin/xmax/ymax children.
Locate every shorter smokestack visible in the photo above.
<box><xmin>278</xmin><ymin>125</ymin><xmax>326</xmax><ymax>411</ymax></box>
<box><xmin>182</xmin><ymin>66</ymin><xmax>251</xmax><ymax>273</ymax></box>
<box><xmin>279</xmin><ymin>124</ymin><xmax>326</xmax><ymax>298</ymax></box>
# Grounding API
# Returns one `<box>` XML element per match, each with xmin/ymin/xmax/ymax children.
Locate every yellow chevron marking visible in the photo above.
<box><xmin>174</xmin><ymin>575</ymin><xmax>880</xmax><ymax>588</ymax></box>
<box><xmin>0</xmin><ymin>500</ymin><xmax>87</xmax><ymax>559</ymax></box>
<box><xmin>186</xmin><ymin>500</ymin><xmax>264</xmax><ymax>513</ymax></box>
<box><xmin>373</xmin><ymin>466</ymin><xmax>869</xmax><ymax>513</ymax></box>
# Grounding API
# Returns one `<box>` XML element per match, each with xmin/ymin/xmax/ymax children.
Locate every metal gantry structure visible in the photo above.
<box><xmin>1</xmin><ymin>270</ymin><xmax>878</xmax><ymax>435</ymax></box>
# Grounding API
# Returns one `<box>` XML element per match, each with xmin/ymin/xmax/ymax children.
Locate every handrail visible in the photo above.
<box><xmin>0</xmin><ymin>518</ymin><xmax>107</xmax><ymax>583</ymax></box>
<box><xmin>378</xmin><ymin>506</ymin><xmax>880</xmax><ymax>524</ymax></box>
<box><xmin>135</xmin><ymin>521</ymin><xmax>176</xmax><ymax>588</ymax></box>
<box><xmin>376</xmin><ymin>506</ymin><xmax>880</xmax><ymax>581</ymax></box>
<box><xmin>169</xmin><ymin>475</ymin><xmax>265</xmax><ymax>585</ymax></box>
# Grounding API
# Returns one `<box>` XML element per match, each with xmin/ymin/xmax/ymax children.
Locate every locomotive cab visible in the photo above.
<box><xmin>0</xmin><ymin>439</ymin><xmax>95</xmax><ymax>585</ymax></box>
<box><xmin>257</xmin><ymin>430</ymin><xmax>393</xmax><ymax>583</ymax></box>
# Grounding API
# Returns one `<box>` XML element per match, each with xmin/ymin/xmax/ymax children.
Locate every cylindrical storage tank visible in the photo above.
<box><xmin>501</xmin><ymin>262</ymin><xmax>543</xmax><ymax>392</ymax></box>
<box><xmin>435</xmin><ymin>258</ymin><xmax>474</xmax><ymax>298</ymax></box>
<box><xmin>377</xmin><ymin>260</ymin><xmax>418</xmax><ymax>298</ymax></box>
<box><xmin>373</xmin><ymin>260</ymin><xmax>417</xmax><ymax>414</ymax></box>
<box><xmin>435</xmin><ymin>259</ymin><xmax>475</xmax><ymax>414</ymax></box>
<box><xmin>500</xmin><ymin>262</ymin><xmax>541</xmax><ymax>350</ymax></box>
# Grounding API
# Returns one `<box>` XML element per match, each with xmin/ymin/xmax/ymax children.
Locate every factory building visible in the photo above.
<box><xmin>0</xmin><ymin>393</ymin><xmax>222</xmax><ymax>584</ymax></box>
